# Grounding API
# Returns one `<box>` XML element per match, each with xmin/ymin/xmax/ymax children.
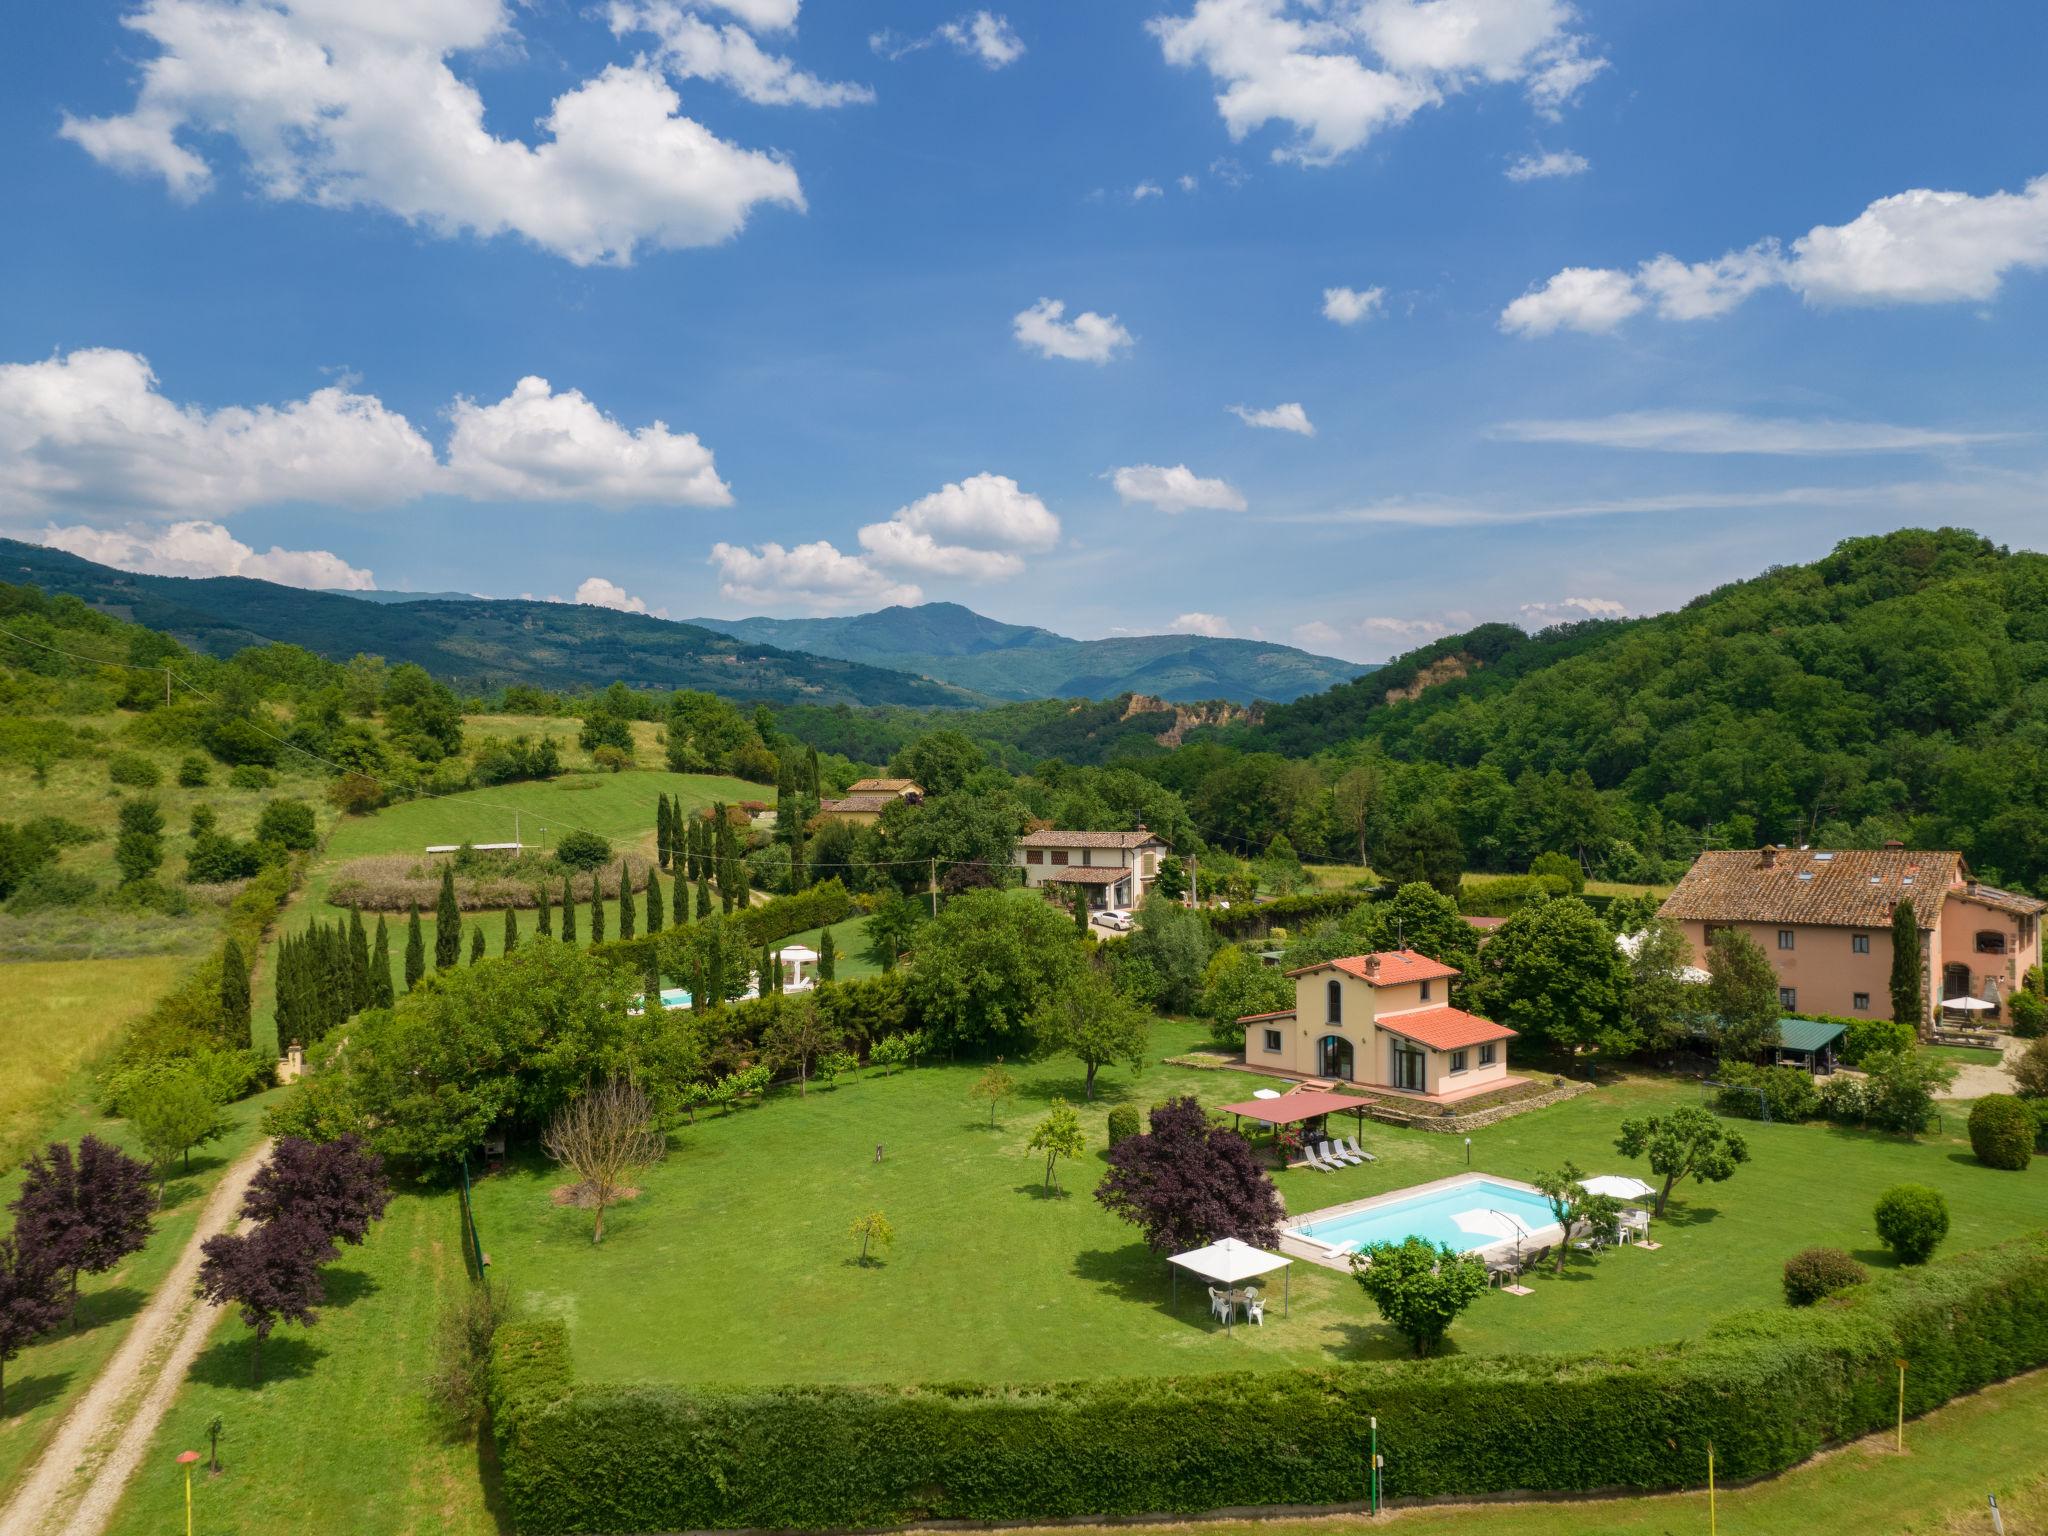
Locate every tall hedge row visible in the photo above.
<box><xmin>490</xmin><ymin>1234</ymin><xmax>2048</xmax><ymax>1533</ymax></box>
<box><xmin>584</xmin><ymin>879</ymin><xmax>855</xmax><ymax>980</ymax></box>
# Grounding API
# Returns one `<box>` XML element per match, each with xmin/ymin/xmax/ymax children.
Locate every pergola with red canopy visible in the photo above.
<box><xmin>1218</xmin><ymin>1088</ymin><xmax>1370</xmax><ymax>1159</ymax></box>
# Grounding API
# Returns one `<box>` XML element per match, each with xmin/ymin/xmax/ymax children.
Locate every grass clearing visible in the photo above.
<box><xmin>1924</xmin><ymin>1043</ymin><xmax>2005</xmax><ymax>1069</ymax></box>
<box><xmin>0</xmin><ymin>955</ymin><xmax>193</xmax><ymax>1165</ymax></box>
<box><xmin>461</xmin><ymin>1019</ymin><xmax>2046</xmax><ymax>1388</ymax></box>
<box><xmin>0</xmin><ymin>1087</ymin><xmax>280</xmax><ymax>1501</ymax></box>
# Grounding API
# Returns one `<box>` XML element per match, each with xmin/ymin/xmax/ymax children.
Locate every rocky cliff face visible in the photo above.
<box><xmin>1121</xmin><ymin>693</ymin><xmax>1264</xmax><ymax>746</ymax></box>
<box><xmin>1382</xmin><ymin>653</ymin><xmax>1472</xmax><ymax>704</ymax></box>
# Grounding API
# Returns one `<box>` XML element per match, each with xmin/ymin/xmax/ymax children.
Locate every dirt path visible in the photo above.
<box><xmin>0</xmin><ymin>1136</ymin><xmax>272</xmax><ymax>1536</ymax></box>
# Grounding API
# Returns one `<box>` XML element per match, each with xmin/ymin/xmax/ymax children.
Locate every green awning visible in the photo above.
<box><xmin>1775</xmin><ymin>1018</ymin><xmax>1847</xmax><ymax>1054</ymax></box>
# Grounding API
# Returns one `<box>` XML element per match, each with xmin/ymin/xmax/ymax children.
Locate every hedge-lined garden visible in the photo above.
<box><xmin>490</xmin><ymin>1233</ymin><xmax>2048</xmax><ymax>1532</ymax></box>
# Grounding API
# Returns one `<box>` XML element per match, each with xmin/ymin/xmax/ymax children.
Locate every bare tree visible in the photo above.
<box><xmin>542</xmin><ymin>1078</ymin><xmax>664</xmax><ymax>1245</ymax></box>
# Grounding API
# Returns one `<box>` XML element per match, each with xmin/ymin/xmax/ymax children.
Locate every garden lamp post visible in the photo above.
<box><xmin>1464</xmin><ymin>1136</ymin><xmax>1471</xmax><ymax>1166</ymax></box>
<box><xmin>177</xmin><ymin>1450</ymin><xmax>201</xmax><ymax>1536</ymax></box>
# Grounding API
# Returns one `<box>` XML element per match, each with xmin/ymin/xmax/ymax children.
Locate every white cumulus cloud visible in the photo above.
<box><xmin>39</xmin><ymin>520</ymin><xmax>374</xmax><ymax>590</ymax></box>
<box><xmin>1111</xmin><ymin>464</ymin><xmax>1248</xmax><ymax>513</ymax></box>
<box><xmin>59</xmin><ymin>0</ymin><xmax>807</xmax><ymax>267</ymax></box>
<box><xmin>1229</xmin><ymin>401</ymin><xmax>1317</xmax><ymax>436</ymax></box>
<box><xmin>1291</xmin><ymin>620</ymin><xmax>1344</xmax><ymax>651</ymax></box>
<box><xmin>872</xmin><ymin>10</ymin><xmax>1024</xmax><ymax>68</ymax></box>
<box><xmin>1503</xmin><ymin>172</ymin><xmax>2048</xmax><ymax>335</ymax></box>
<box><xmin>0</xmin><ymin>349</ymin><xmax>731</xmax><ymax>519</ymax></box>
<box><xmin>573</xmin><ymin>575</ymin><xmax>668</xmax><ymax>616</ymax></box>
<box><xmin>1013</xmin><ymin>298</ymin><xmax>1134</xmax><ymax>363</ymax></box>
<box><xmin>1517</xmin><ymin>595</ymin><xmax>1627</xmax><ymax>627</ymax></box>
<box><xmin>1168</xmin><ymin>611</ymin><xmax>1234</xmax><ymax>638</ymax></box>
<box><xmin>1322</xmin><ymin>285</ymin><xmax>1386</xmax><ymax>325</ymax></box>
<box><xmin>709</xmin><ymin>540</ymin><xmax>922</xmax><ymax>611</ymax></box>
<box><xmin>610</xmin><ymin>2</ymin><xmax>874</xmax><ymax>108</ymax></box>
<box><xmin>857</xmin><ymin>471</ymin><xmax>1058</xmax><ymax>580</ymax></box>
<box><xmin>446</xmin><ymin>377</ymin><xmax>731</xmax><ymax>506</ymax></box>
<box><xmin>1151</xmin><ymin>0</ymin><xmax>1605</xmax><ymax>167</ymax></box>
<box><xmin>1506</xmin><ymin>148</ymin><xmax>1588</xmax><ymax>181</ymax></box>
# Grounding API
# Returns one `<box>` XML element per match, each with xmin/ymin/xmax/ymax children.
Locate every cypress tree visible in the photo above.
<box><xmin>695</xmin><ymin>872</ymin><xmax>711</xmax><ymax>921</ymax></box>
<box><xmin>1073</xmin><ymin>885</ymin><xmax>1090</xmax><ymax>936</ymax></box>
<box><xmin>434</xmin><ymin>864</ymin><xmax>460</xmax><ymax>970</ymax></box>
<box><xmin>818</xmin><ymin>925</ymin><xmax>836</xmax><ymax>982</ymax></box>
<box><xmin>590</xmin><ymin>875</ymin><xmax>606</xmax><ymax>945</ymax></box>
<box><xmin>618</xmin><ymin>868</ymin><xmax>636</xmax><ymax>940</ymax></box>
<box><xmin>761</xmin><ymin>945</ymin><xmax>776</xmax><ymax>995</ymax></box>
<box><xmin>646</xmin><ymin>869</ymin><xmax>665</xmax><ymax>933</ymax></box>
<box><xmin>503</xmin><ymin>907</ymin><xmax>519</xmax><ymax>954</ymax></box>
<box><xmin>806</xmin><ymin>745</ymin><xmax>821</xmax><ymax>799</ymax></box>
<box><xmin>470</xmin><ymin>924</ymin><xmax>486</xmax><ymax>964</ymax></box>
<box><xmin>657</xmin><ymin>795</ymin><xmax>673</xmax><ymax>869</ymax></box>
<box><xmin>347</xmin><ymin>908</ymin><xmax>372</xmax><ymax>1011</ymax></box>
<box><xmin>561</xmin><ymin>877</ymin><xmax>578</xmax><ymax>943</ymax></box>
<box><xmin>405</xmin><ymin>905</ymin><xmax>426</xmax><ymax>991</ymax></box>
<box><xmin>370</xmin><ymin>917</ymin><xmax>393</xmax><ymax>1008</ymax></box>
<box><xmin>220</xmin><ymin>937</ymin><xmax>251</xmax><ymax>1038</ymax></box>
<box><xmin>1890</xmin><ymin>897</ymin><xmax>1923</xmax><ymax>1031</ymax></box>
<box><xmin>536</xmin><ymin>884</ymin><xmax>553</xmax><ymax>937</ymax></box>
<box><xmin>704</xmin><ymin>919</ymin><xmax>726</xmax><ymax>1010</ymax></box>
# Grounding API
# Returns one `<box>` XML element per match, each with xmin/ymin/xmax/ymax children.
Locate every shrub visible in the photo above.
<box><xmin>254</xmin><ymin>798</ymin><xmax>318</xmax><ymax>852</ymax></box>
<box><xmin>185</xmin><ymin>831</ymin><xmax>264</xmax><ymax>884</ymax></box>
<box><xmin>2015</xmin><ymin>1037</ymin><xmax>2048</xmax><ymax>1099</ymax></box>
<box><xmin>428</xmin><ymin>1280</ymin><xmax>516</xmax><ymax>1437</ymax></box>
<box><xmin>1106</xmin><ymin>1104</ymin><xmax>1141</xmax><ymax>1147</ymax></box>
<box><xmin>1873</xmin><ymin>1184</ymin><xmax>1949</xmax><ymax>1265</ymax></box>
<box><xmin>1838</xmin><ymin>1015</ymin><xmax>1916</xmax><ymax>1067</ymax></box>
<box><xmin>176</xmin><ymin>753</ymin><xmax>212</xmax><ymax>788</ymax></box>
<box><xmin>4</xmin><ymin>866</ymin><xmax>97</xmax><ymax>912</ymax></box>
<box><xmin>108</xmin><ymin>752</ymin><xmax>162</xmax><ymax>788</ymax></box>
<box><xmin>2009</xmin><ymin>988</ymin><xmax>2046</xmax><ymax>1039</ymax></box>
<box><xmin>1714</xmin><ymin>1062</ymin><xmax>1818</xmax><ymax>1122</ymax></box>
<box><xmin>554</xmin><ymin>829</ymin><xmax>612</xmax><ymax>871</ymax></box>
<box><xmin>1528</xmin><ymin>850</ymin><xmax>1585</xmax><ymax>895</ymax></box>
<box><xmin>227</xmin><ymin>764</ymin><xmax>274</xmax><ymax>790</ymax></box>
<box><xmin>1967</xmin><ymin>1095</ymin><xmax>2036</xmax><ymax>1171</ymax></box>
<box><xmin>1782</xmin><ymin>1246</ymin><xmax>1866</xmax><ymax>1306</ymax></box>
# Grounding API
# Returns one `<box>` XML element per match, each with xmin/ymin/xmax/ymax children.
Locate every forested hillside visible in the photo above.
<box><xmin>1200</xmin><ymin>529</ymin><xmax>2048</xmax><ymax>891</ymax></box>
<box><xmin>0</xmin><ymin>539</ymin><xmax>972</xmax><ymax>707</ymax></box>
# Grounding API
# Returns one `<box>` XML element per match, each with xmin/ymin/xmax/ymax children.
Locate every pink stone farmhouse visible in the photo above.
<box><xmin>1659</xmin><ymin>847</ymin><xmax>2043</xmax><ymax>1029</ymax></box>
<box><xmin>1240</xmin><ymin>949</ymin><xmax>1518</xmax><ymax>1104</ymax></box>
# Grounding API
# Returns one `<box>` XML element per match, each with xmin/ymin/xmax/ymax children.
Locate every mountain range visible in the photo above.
<box><xmin>681</xmin><ymin>603</ymin><xmax>1365</xmax><ymax>702</ymax></box>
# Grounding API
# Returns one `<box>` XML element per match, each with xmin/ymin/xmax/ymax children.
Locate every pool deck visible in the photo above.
<box><xmin>1279</xmin><ymin>1171</ymin><xmax>1566</xmax><ymax>1273</ymax></box>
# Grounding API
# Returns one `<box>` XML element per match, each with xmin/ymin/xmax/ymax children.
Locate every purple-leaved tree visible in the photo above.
<box><xmin>196</xmin><ymin>1214</ymin><xmax>334</xmax><ymax>1384</ymax></box>
<box><xmin>0</xmin><ymin>1236</ymin><xmax>67</xmax><ymax>1413</ymax></box>
<box><xmin>9</xmin><ymin>1136</ymin><xmax>155</xmax><ymax>1328</ymax></box>
<box><xmin>1094</xmin><ymin>1096</ymin><xmax>1284</xmax><ymax>1254</ymax></box>
<box><xmin>240</xmin><ymin>1135</ymin><xmax>392</xmax><ymax>1247</ymax></box>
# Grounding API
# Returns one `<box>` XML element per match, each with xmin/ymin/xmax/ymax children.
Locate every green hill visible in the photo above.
<box><xmin>0</xmin><ymin>539</ymin><xmax>971</xmax><ymax>707</ymax></box>
<box><xmin>685</xmin><ymin>602</ymin><xmax>1367</xmax><ymax>703</ymax></box>
<box><xmin>1223</xmin><ymin>527</ymin><xmax>2048</xmax><ymax>891</ymax></box>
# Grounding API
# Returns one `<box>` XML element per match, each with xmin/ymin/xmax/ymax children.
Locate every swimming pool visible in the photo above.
<box><xmin>1289</xmin><ymin>1176</ymin><xmax>1560</xmax><ymax>1256</ymax></box>
<box><xmin>630</xmin><ymin>987</ymin><xmax>695</xmax><ymax>1014</ymax></box>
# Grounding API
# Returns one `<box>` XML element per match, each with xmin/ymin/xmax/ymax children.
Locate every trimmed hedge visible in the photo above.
<box><xmin>1967</xmin><ymin>1095</ymin><xmax>2035</xmax><ymax>1171</ymax></box>
<box><xmin>490</xmin><ymin>1234</ymin><xmax>2048</xmax><ymax>1533</ymax></box>
<box><xmin>1201</xmin><ymin>889</ymin><xmax>1376</xmax><ymax>939</ymax></box>
<box><xmin>586</xmin><ymin>880</ymin><xmax>855</xmax><ymax>981</ymax></box>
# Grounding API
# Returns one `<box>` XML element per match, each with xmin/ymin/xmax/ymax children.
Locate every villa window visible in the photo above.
<box><xmin>1419</xmin><ymin>979</ymin><xmax>1432</xmax><ymax>1002</ymax></box>
<box><xmin>1976</xmin><ymin>931</ymin><xmax>2007</xmax><ymax>955</ymax></box>
<box><xmin>1449</xmin><ymin>1049</ymin><xmax>1469</xmax><ymax>1074</ymax></box>
<box><xmin>1777</xmin><ymin>929</ymin><xmax>1796</xmax><ymax>951</ymax></box>
<box><xmin>1262</xmin><ymin>1028</ymin><xmax>1282</xmax><ymax>1053</ymax></box>
<box><xmin>1050</xmin><ymin>851</ymin><xmax>1068</xmax><ymax>866</ymax></box>
<box><xmin>1852</xmin><ymin>933</ymin><xmax>1870</xmax><ymax>954</ymax></box>
<box><xmin>1479</xmin><ymin>1042</ymin><xmax>1497</xmax><ymax>1066</ymax></box>
<box><xmin>1025</xmin><ymin>849</ymin><xmax>1043</xmax><ymax>865</ymax></box>
<box><xmin>1326</xmin><ymin>979</ymin><xmax>1342</xmax><ymax>1025</ymax></box>
<box><xmin>1779</xmin><ymin>986</ymin><xmax>1798</xmax><ymax>1009</ymax></box>
<box><xmin>1853</xmin><ymin>992</ymin><xmax>1870</xmax><ymax>1011</ymax></box>
<box><xmin>1081</xmin><ymin>849</ymin><xmax>1092</xmax><ymax>867</ymax></box>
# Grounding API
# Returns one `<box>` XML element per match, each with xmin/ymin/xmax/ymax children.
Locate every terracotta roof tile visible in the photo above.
<box><xmin>1017</xmin><ymin>829</ymin><xmax>1168</xmax><ymax>849</ymax></box>
<box><xmin>1038</xmin><ymin>867</ymin><xmax>1125</xmax><ymax>885</ymax></box>
<box><xmin>820</xmin><ymin>794</ymin><xmax>897</xmax><ymax>813</ymax></box>
<box><xmin>1658</xmin><ymin>848</ymin><xmax>1962</xmax><ymax>929</ymax></box>
<box><xmin>1959</xmin><ymin>881</ymin><xmax>2048</xmax><ymax>918</ymax></box>
<box><xmin>1376</xmin><ymin>1005</ymin><xmax>1517</xmax><ymax>1051</ymax></box>
<box><xmin>848</xmin><ymin>778</ymin><xmax>922</xmax><ymax>794</ymax></box>
<box><xmin>1286</xmin><ymin>950</ymin><xmax>1462</xmax><ymax>986</ymax></box>
<box><xmin>1235</xmin><ymin>1008</ymin><xmax>1297</xmax><ymax>1023</ymax></box>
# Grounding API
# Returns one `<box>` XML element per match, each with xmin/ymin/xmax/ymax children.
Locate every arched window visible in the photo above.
<box><xmin>1326</xmin><ymin>979</ymin><xmax>1342</xmax><ymax>1025</ymax></box>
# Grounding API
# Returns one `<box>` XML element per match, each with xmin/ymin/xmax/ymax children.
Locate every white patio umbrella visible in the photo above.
<box><xmin>1168</xmin><ymin>1237</ymin><xmax>1292</xmax><ymax>1333</ymax></box>
<box><xmin>1452</xmin><ymin>1207</ymin><xmax>1538</xmax><ymax>1257</ymax></box>
<box><xmin>1252</xmin><ymin>1089</ymin><xmax>1283</xmax><ymax>1100</ymax></box>
<box><xmin>1940</xmin><ymin>996</ymin><xmax>1996</xmax><ymax>1011</ymax></box>
<box><xmin>1580</xmin><ymin>1175</ymin><xmax>1656</xmax><ymax>1201</ymax></box>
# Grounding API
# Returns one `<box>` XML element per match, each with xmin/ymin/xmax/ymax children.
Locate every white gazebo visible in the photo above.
<box><xmin>1167</xmin><ymin>1237</ymin><xmax>1292</xmax><ymax>1333</ymax></box>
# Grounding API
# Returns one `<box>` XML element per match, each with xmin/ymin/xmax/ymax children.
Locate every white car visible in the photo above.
<box><xmin>1097</xmin><ymin>909</ymin><xmax>1134</xmax><ymax>931</ymax></box>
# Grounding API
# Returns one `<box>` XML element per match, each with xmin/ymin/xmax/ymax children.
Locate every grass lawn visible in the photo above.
<box><xmin>255</xmin><ymin>767</ymin><xmax>760</xmax><ymax>1053</ymax></box>
<box><xmin>0</xmin><ymin>1086</ymin><xmax>281</xmax><ymax>1501</ymax></box>
<box><xmin>99</xmin><ymin>1187</ymin><xmax>495</xmax><ymax>1536</ymax></box>
<box><xmin>1040</xmin><ymin>1366</ymin><xmax>2048</xmax><ymax>1536</ymax></box>
<box><xmin>1924</xmin><ymin>1044</ymin><xmax>2005</xmax><ymax>1069</ymax></box>
<box><xmin>0</xmin><ymin>955</ymin><xmax>193</xmax><ymax>1165</ymax></box>
<box><xmin>465</xmin><ymin>1019</ymin><xmax>2047</xmax><ymax>1388</ymax></box>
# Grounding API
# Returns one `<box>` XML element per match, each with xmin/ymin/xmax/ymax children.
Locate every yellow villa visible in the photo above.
<box><xmin>1239</xmin><ymin>950</ymin><xmax>1519</xmax><ymax>1105</ymax></box>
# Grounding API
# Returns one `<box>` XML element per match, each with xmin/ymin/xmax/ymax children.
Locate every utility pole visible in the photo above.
<box><xmin>928</xmin><ymin>856</ymin><xmax>938</xmax><ymax>918</ymax></box>
<box><xmin>164</xmin><ymin>662</ymin><xmax>173</xmax><ymax>707</ymax></box>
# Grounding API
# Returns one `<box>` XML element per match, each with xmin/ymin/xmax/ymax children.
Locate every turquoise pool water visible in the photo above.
<box><xmin>1291</xmin><ymin>1178</ymin><xmax>1558</xmax><ymax>1255</ymax></box>
<box><xmin>632</xmin><ymin>987</ymin><xmax>694</xmax><ymax>1013</ymax></box>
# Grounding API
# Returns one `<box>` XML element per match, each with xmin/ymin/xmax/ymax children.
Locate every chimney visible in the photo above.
<box><xmin>1362</xmin><ymin>954</ymin><xmax>1380</xmax><ymax>980</ymax></box>
<box><xmin>1758</xmin><ymin>847</ymin><xmax>1777</xmax><ymax>869</ymax></box>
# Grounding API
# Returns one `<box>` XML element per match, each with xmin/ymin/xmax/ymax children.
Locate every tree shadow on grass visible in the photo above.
<box><xmin>473</xmin><ymin>1415</ymin><xmax>518</xmax><ymax>1536</ymax></box>
<box><xmin>1070</xmin><ymin>1246</ymin><xmax>1187</xmax><ymax>1315</ymax></box>
<box><xmin>73</xmin><ymin>1285</ymin><xmax>147</xmax><ymax>1333</ymax></box>
<box><xmin>1012</xmin><ymin>1181</ymin><xmax>1074</xmax><ymax>1202</ymax></box>
<box><xmin>1017</xmin><ymin>1075</ymin><xmax>1139</xmax><ymax>1108</ymax></box>
<box><xmin>321</xmin><ymin>1266</ymin><xmax>380</xmax><ymax>1310</ymax></box>
<box><xmin>1651</xmin><ymin>1201</ymin><xmax>1722</xmax><ymax>1231</ymax></box>
<box><xmin>0</xmin><ymin>1369</ymin><xmax>74</xmax><ymax>1419</ymax></box>
<box><xmin>840</xmin><ymin>1255</ymin><xmax>890</xmax><ymax>1270</ymax></box>
<box><xmin>189</xmin><ymin>1332</ymin><xmax>326</xmax><ymax>1390</ymax></box>
<box><xmin>1329</xmin><ymin>1319</ymin><xmax>1452</xmax><ymax>1361</ymax></box>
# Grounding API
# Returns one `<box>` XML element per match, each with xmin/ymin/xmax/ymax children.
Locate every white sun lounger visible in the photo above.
<box><xmin>1319</xmin><ymin>1140</ymin><xmax>1360</xmax><ymax>1166</ymax></box>
<box><xmin>1340</xmin><ymin>1135</ymin><xmax>1376</xmax><ymax>1163</ymax></box>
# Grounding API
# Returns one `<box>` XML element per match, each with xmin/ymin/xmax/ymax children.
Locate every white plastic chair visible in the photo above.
<box><xmin>1208</xmin><ymin>1286</ymin><xmax>1230</xmax><ymax>1322</ymax></box>
<box><xmin>1243</xmin><ymin>1289</ymin><xmax>1264</xmax><ymax>1326</ymax></box>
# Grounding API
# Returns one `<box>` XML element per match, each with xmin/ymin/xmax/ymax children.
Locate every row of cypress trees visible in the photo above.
<box><xmin>655</xmin><ymin>797</ymin><xmax>752</xmax><ymax>912</ymax></box>
<box><xmin>275</xmin><ymin>909</ymin><xmax>394</xmax><ymax>1044</ymax></box>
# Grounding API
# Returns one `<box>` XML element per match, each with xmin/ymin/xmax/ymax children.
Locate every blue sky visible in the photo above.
<box><xmin>2</xmin><ymin>1</ymin><xmax>2045</xmax><ymax>662</ymax></box>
